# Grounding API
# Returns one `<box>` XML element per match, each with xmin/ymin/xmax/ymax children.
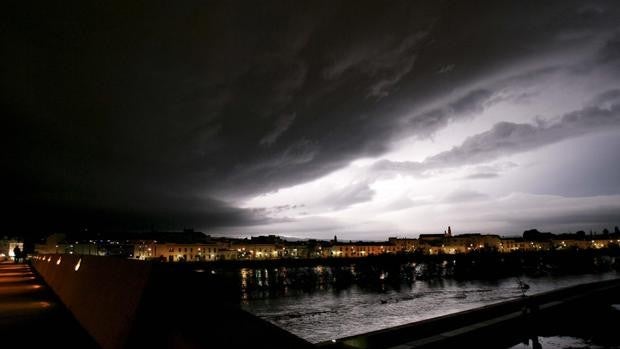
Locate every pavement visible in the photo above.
<box><xmin>0</xmin><ymin>261</ymin><xmax>99</xmax><ymax>348</ymax></box>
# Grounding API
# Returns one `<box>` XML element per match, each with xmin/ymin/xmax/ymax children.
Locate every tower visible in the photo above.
<box><xmin>448</xmin><ymin>226</ymin><xmax>452</xmax><ymax>237</ymax></box>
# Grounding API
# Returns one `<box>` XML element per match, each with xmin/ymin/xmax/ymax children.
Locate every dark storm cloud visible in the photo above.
<box><xmin>3</xmin><ymin>0</ymin><xmax>620</xmax><ymax>232</ymax></box>
<box><xmin>6</xmin><ymin>193</ymin><xmax>270</xmax><ymax>233</ymax></box>
<box><xmin>374</xmin><ymin>89</ymin><xmax>620</xmax><ymax>176</ymax></box>
<box><xmin>405</xmin><ymin>89</ymin><xmax>496</xmax><ymax>138</ymax></box>
<box><xmin>497</xmin><ymin>205</ymin><xmax>620</xmax><ymax>231</ymax></box>
<box><xmin>596</xmin><ymin>30</ymin><xmax>620</xmax><ymax>64</ymax></box>
<box><xmin>322</xmin><ymin>182</ymin><xmax>376</xmax><ymax>210</ymax></box>
<box><xmin>259</xmin><ymin>113</ymin><xmax>297</xmax><ymax>146</ymax></box>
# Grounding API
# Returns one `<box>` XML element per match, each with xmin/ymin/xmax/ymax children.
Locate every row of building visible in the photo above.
<box><xmin>29</xmin><ymin>227</ymin><xmax>620</xmax><ymax>262</ymax></box>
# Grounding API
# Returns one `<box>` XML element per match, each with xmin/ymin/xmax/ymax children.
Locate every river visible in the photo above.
<box><xmin>240</xmin><ymin>270</ymin><xmax>620</xmax><ymax>343</ymax></box>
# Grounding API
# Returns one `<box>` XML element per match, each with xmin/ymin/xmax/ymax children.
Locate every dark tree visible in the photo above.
<box><xmin>603</xmin><ymin>228</ymin><xmax>610</xmax><ymax>236</ymax></box>
<box><xmin>523</xmin><ymin>229</ymin><xmax>541</xmax><ymax>240</ymax></box>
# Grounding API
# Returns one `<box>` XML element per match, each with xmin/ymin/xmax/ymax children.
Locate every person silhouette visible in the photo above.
<box><xmin>13</xmin><ymin>246</ymin><xmax>22</xmax><ymax>263</ymax></box>
<box><xmin>531</xmin><ymin>336</ymin><xmax>542</xmax><ymax>349</ymax></box>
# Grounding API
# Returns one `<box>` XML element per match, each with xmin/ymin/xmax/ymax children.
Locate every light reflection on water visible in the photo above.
<box><xmin>509</xmin><ymin>336</ymin><xmax>604</xmax><ymax>349</ymax></box>
<box><xmin>240</xmin><ymin>270</ymin><xmax>619</xmax><ymax>343</ymax></box>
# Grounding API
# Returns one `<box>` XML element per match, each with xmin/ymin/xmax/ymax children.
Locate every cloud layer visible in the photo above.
<box><xmin>3</xmin><ymin>0</ymin><xmax>620</xmax><ymax>235</ymax></box>
<box><xmin>374</xmin><ymin>89</ymin><xmax>620</xmax><ymax>176</ymax></box>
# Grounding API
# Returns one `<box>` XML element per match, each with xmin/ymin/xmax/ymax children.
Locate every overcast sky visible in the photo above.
<box><xmin>4</xmin><ymin>0</ymin><xmax>620</xmax><ymax>238</ymax></box>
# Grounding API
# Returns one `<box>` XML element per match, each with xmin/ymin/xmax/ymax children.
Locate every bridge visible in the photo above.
<box><xmin>0</xmin><ymin>261</ymin><xmax>98</xmax><ymax>347</ymax></box>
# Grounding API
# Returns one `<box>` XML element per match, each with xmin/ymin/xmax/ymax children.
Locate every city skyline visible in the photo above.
<box><xmin>4</xmin><ymin>1</ymin><xmax>620</xmax><ymax>240</ymax></box>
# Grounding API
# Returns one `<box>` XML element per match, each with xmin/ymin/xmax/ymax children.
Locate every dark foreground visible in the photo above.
<box><xmin>0</xmin><ymin>261</ymin><xmax>98</xmax><ymax>348</ymax></box>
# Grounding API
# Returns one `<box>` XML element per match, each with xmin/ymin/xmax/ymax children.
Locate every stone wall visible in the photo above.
<box><xmin>32</xmin><ymin>255</ymin><xmax>152</xmax><ymax>349</ymax></box>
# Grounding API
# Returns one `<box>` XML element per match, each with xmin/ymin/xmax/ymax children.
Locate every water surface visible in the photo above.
<box><xmin>241</xmin><ymin>271</ymin><xmax>619</xmax><ymax>343</ymax></box>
